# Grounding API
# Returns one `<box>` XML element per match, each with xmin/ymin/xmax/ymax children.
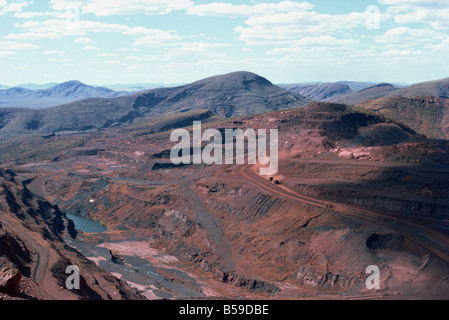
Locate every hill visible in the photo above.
<box><xmin>332</xmin><ymin>83</ymin><xmax>398</xmax><ymax>105</ymax></box>
<box><xmin>279</xmin><ymin>82</ymin><xmax>353</xmax><ymax>101</ymax></box>
<box><xmin>0</xmin><ymin>169</ymin><xmax>143</xmax><ymax>300</ymax></box>
<box><xmin>0</xmin><ymin>81</ymin><xmax>130</xmax><ymax>109</ymax></box>
<box><xmin>290</xmin><ymin>102</ymin><xmax>421</xmax><ymax>147</ymax></box>
<box><xmin>0</xmin><ymin>71</ymin><xmax>310</xmax><ymax>136</ymax></box>
<box><xmin>3</xmin><ymin>101</ymin><xmax>447</xmax><ymax>300</ymax></box>
<box><xmin>356</xmin><ymin>96</ymin><xmax>449</xmax><ymax>140</ymax></box>
<box><xmin>331</xmin><ymin>78</ymin><xmax>449</xmax><ymax>105</ymax></box>
<box><xmin>392</xmin><ymin>77</ymin><xmax>449</xmax><ymax>99</ymax></box>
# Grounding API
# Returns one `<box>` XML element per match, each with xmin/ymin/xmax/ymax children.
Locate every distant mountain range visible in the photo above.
<box><xmin>279</xmin><ymin>78</ymin><xmax>449</xmax><ymax>139</ymax></box>
<box><xmin>0</xmin><ymin>81</ymin><xmax>132</xmax><ymax>109</ymax></box>
<box><xmin>281</xmin><ymin>78</ymin><xmax>449</xmax><ymax>106</ymax></box>
<box><xmin>0</xmin><ymin>71</ymin><xmax>310</xmax><ymax>136</ymax></box>
<box><xmin>2</xmin><ymin>73</ymin><xmax>449</xmax><ymax>139</ymax></box>
<box><xmin>101</xmin><ymin>83</ymin><xmax>186</xmax><ymax>92</ymax></box>
<box><xmin>10</xmin><ymin>83</ymin><xmax>59</xmax><ymax>90</ymax></box>
<box><xmin>0</xmin><ymin>82</ymin><xmax>191</xmax><ymax>109</ymax></box>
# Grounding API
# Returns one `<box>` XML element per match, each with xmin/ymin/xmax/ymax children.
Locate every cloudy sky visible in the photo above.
<box><xmin>0</xmin><ymin>0</ymin><xmax>448</xmax><ymax>86</ymax></box>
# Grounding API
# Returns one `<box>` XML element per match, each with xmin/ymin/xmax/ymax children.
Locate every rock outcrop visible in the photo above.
<box><xmin>0</xmin><ymin>267</ymin><xmax>22</xmax><ymax>295</ymax></box>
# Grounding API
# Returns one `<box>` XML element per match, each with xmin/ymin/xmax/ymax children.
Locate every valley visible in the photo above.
<box><xmin>1</xmin><ymin>72</ymin><xmax>449</xmax><ymax>300</ymax></box>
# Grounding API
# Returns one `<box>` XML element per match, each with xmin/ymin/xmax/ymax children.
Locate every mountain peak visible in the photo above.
<box><xmin>63</xmin><ymin>80</ymin><xmax>84</xmax><ymax>85</ymax></box>
<box><xmin>185</xmin><ymin>71</ymin><xmax>276</xmax><ymax>98</ymax></box>
<box><xmin>361</xmin><ymin>83</ymin><xmax>396</xmax><ymax>91</ymax></box>
<box><xmin>52</xmin><ymin>80</ymin><xmax>85</xmax><ymax>88</ymax></box>
<box><xmin>0</xmin><ymin>80</ymin><xmax>126</xmax><ymax>109</ymax></box>
<box><xmin>6</xmin><ymin>87</ymin><xmax>33</xmax><ymax>93</ymax></box>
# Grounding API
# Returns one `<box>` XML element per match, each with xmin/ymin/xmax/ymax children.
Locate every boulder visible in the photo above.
<box><xmin>0</xmin><ymin>267</ymin><xmax>22</xmax><ymax>295</ymax></box>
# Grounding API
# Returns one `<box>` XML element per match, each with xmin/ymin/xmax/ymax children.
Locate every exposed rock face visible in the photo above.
<box><xmin>290</xmin><ymin>183</ymin><xmax>449</xmax><ymax>218</ymax></box>
<box><xmin>357</xmin><ymin>96</ymin><xmax>449</xmax><ymax>140</ymax></box>
<box><xmin>4</xmin><ymin>97</ymin><xmax>449</xmax><ymax>299</ymax></box>
<box><xmin>296</xmin><ymin>266</ymin><xmax>359</xmax><ymax>290</ymax></box>
<box><xmin>366</xmin><ymin>234</ymin><xmax>405</xmax><ymax>252</ymax></box>
<box><xmin>174</xmin><ymin>244</ymin><xmax>280</xmax><ymax>295</ymax></box>
<box><xmin>0</xmin><ymin>267</ymin><xmax>22</xmax><ymax>295</ymax></box>
<box><xmin>0</xmin><ymin>169</ymin><xmax>143</xmax><ymax>300</ymax></box>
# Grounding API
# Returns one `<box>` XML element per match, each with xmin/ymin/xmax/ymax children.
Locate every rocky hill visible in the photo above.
<box><xmin>331</xmin><ymin>78</ymin><xmax>449</xmax><ymax>105</ymax></box>
<box><xmin>21</xmin><ymin>101</ymin><xmax>448</xmax><ymax>299</ymax></box>
<box><xmin>331</xmin><ymin>83</ymin><xmax>398</xmax><ymax>105</ymax></box>
<box><xmin>0</xmin><ymin>169</ymin><xmax>143</xmax><ymax>300</ymax></box>
<box><xmin>279</xmin><ymin>82</ymin><xmax>353</xmax><ymax>101</ymax></box>
<box><xmin>0</xmin><ymin>72</ymin><xmax>310</xmax><ymax>136</ymax></box>
<box><xmin>356</xmin><ymin>96</ymin><xmax>449</xmax><ymax>140</ymax></box>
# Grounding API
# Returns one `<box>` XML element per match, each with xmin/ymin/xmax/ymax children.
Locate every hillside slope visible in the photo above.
<box><xmin>0</xmin><ymin>72</ymin><xmax>310</xmax><ymax>136</ymax></box>
<box><xmin>332</xmin><ymin>83</ymin><xmax>398</xmax><ymax>105</ymax></box>
<box><xmin>0</xmin><ymin>170</ymin><xmax>143</xmax><ymax>300</ymax></box>
<box><xmin>279</xmin><ymin>82</ymin><xmax>353</xmax><ymax>101</ymax></box>
<box><xmin>331</xmin><ymin>78</ymin><xmax>449</xmax><ymax>105</ymax></box>
<box><xmin>356</xmin><ymin>96</ymin><xmax>449</xmax><ymax>140</ymax></box>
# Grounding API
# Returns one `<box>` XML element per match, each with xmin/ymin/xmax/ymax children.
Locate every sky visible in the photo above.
<box><xmin>0</xmin><ymin>0</ymin><xmax>449</xmax><ymax>86</ymax></box>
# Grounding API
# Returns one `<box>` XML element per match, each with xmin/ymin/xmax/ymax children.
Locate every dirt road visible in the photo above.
<box><xmin>180</xmin><ymin>165</ymin><xmax>236</xmax><ymax>272</ymax></box>
<box><xmin>241</xmin><ymin>165</ymin><xmax>449</xmax><ymax>264</ymax></box>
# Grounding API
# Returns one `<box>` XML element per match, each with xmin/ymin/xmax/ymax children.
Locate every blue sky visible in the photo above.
<box><xmin>0</xmin><ymin>0</ymin><xmax>448</xmax><ymax>86</ymax></box>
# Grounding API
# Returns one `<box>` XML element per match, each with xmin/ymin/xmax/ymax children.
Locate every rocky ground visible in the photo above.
<box><xmin>0</xmin><ymin>170</ymin><xmax>144</xmax><ymax>300</ymax></box>
<box><xmin>2</xmin><ymin>103</ymin><xmax>449</xmax><ymax>299</ymax></box>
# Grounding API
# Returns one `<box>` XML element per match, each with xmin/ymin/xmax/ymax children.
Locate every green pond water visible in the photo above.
<box><xmin>66</xmin><ymin>213</ymin><xmax>106</xmax><ymax>233</ymax></box>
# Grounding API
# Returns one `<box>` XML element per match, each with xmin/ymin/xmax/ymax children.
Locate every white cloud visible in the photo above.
<box><xmin>6</xmin><ymin>19</ymin><xmax>130</xmax><ymax>39</ymax></box>
<box><xmin>133</xmin><ymin>30</ymin><xmax>182</xmax><ymax>47</ymax></box>
<box><xmin>14</xmin><ymin>11</ymin><xmax>54</xmax><ymax>18</ymax></box>
<box><xmin>96</xmin><ymin>53</ymin><xmax>118</xmax><ymax>57</ymax></box>
<box><xmin>1</xmin><ymin>0</ymin><xmax>30</xmax><ymax>14</ymax></box>
<box><xmin>379</xmin><ymin>48</ymin><xmax>422</xmax><ymax>56</ymax></box>
<box><xmin>6</xmin><ymin>18</ymin><xmax>182</xmax><ymax>47</ymax></box>
<box><xmin>48</xmin><ymin>0</ymin><xmax>88</xmax><ymax>11</ymax></box>
<box><xmin>83</xmin><ymin>45</ymin><xmax>99</xmax><ymax>51</ymax></box>
<box><xmin>0</xmin><ymin>40</ymin><xmax>38</xmax><ymax>57</ymax></box>
<box><xmin>187</xmin><ymin>1</ymin><xmax>314</xmax><ymax>17</ymax></box>
<box><xmin>234</xmin><ymin>8</ymin><xmax>382</xmax><ymax>46</ymax></box>
<box><xmin>0</xmin><ymin>51</ymin><xmax>15</xmax><ymax>58</ymax></box>
<box><xmin>125</xmin><ymin>54</ymin><xmax>166</xmax><ymax>61</ymax></box>
<box><xmin>4</xmin><ymin>32</ymin><xmax>62</xmax><ymax>40</ymax></box>
<box><xmin>374</xmin><ymin>27</ymin><xmax>445</xmax><ymax>46</ymax></box>
<box><xmin>268</xmin><ymin>36</ymin><xmax>360</xmax><ymax>53</ymax></box>
<box><xmin>395</xmin><ymin>9</ymin><xmax>449</xmax><ymax>29</ymax></box>
<box><xmin>0</xmin><ymin>40</ymin><xmax>39</xmax><ymax>50</ymax></box>
<box><xmin>164</xmin><ymin>42</ymin><xmax>232</xmax><ymax>56</ymax></box>
<box><xmin>75</xmin><ymin>37</ymin><xmax>95</xmax><ymax>43</ymax></box>
<box><xmin>49</xmin><ymin>0</ymin><xmax>194</xmax><ymax>16</ymax></box>
<box><xmin>378</xmin><ymin>0</ymin><xmax>449</xmax><ymax>29</ymax></box>
<box><xmin>378</xmin><ymin>0</ymin><xmax>449</xmax><ymax>9</ymax></box>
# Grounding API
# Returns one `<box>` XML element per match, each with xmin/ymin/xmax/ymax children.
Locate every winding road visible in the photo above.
<box><xmin>180</xmin><ymin>165</ymin><xmax>236</xmax><ymax>272</ymax></box>
<box><xmin>240</xmin><ymin>165</ymin><xmax>449</xmax><ymax>264</ymax></box>
<box><xmin>26</xmin><ymin>164</ymin><xmax>237</xmax><ymax>272</ymax></box>
<box><xmin>25</xmin><ymin>159</ymin><xmax>449</xmax><ymax>274</ymax></box>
